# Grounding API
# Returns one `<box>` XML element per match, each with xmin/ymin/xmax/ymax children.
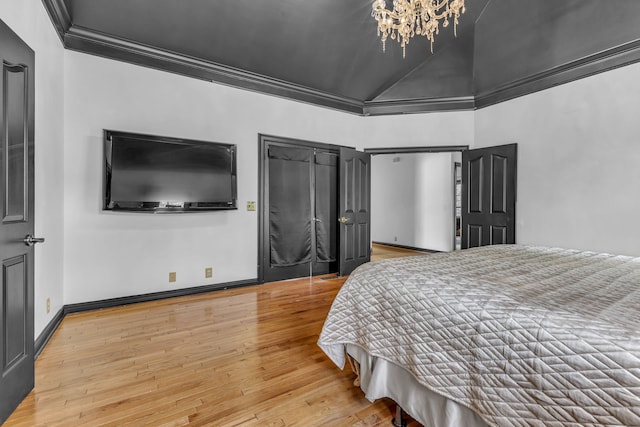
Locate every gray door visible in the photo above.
<box><xmin>0</xmin><ymin>19</ymin><xmax>36</xmax><ymax>424</ymax></box>
<box><xmin>461</xmin><ymin>144</ymin><xmax>517</xmax><ymax>248</ymax></box>
<box><xmin>339</xmin><ymin>147</ymin><xmax>371</xmax><ymax>276</ymax></box>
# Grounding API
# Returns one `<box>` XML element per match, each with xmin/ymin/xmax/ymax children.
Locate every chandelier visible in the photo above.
<box><xmin>371</xmin><ymin>0</ymin><xmax>466</xmax><ymax>57</ymax></box>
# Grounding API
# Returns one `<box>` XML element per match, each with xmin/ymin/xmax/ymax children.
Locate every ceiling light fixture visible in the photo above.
<box><xmin>371</xmin><ymin>0</ymin><xmax>466</xmax><ymax>57</ymax></box>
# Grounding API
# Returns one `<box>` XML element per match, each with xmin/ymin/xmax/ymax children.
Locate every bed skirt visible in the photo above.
<box><xmin>346</xmin><ymin>344</ymin><xmax>489</xmax><ymax>427</ymax></box>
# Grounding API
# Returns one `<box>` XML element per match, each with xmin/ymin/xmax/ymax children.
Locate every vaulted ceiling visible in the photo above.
<box><xmin>44</xmin><ymin>0</ymin><xmax>640</xmax><ymax>115</ymax></box>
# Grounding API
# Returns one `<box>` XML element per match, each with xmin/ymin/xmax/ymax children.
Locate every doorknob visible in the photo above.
<box><xmin>313</xmin><ymin>217</ymin><xmax>322</xmax><ymax>223</ymax></box>
<box><xmin>23</xmin><ymin>234</ymin><xmax>45</xmax><ymax>246</ymax></box>
<box><xmin>338</xmin><ymin>217</ymin><xmax>350</xmax><ymax>224</ymax></box>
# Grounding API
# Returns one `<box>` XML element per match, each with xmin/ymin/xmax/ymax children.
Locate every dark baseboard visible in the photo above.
<box><xmin>34</xmin><ymin>278</ymin><xmax>259</xmax><ymax>359</ymax></box>
<box><xmin>64</xmin><ymin>278</ymin><xmax>259</xmax><ymax>314</ymax></box>
<box><xmin>372</xmin><ymin>241</ymin><xmax>440</xmax><ymax>253</ymax></box>
<box><xmin>34</xmin><ymin>307</ymin><xmax>65</xmax><ymax>359</ymax></box>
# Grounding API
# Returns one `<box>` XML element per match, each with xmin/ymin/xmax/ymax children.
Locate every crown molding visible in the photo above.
<box><xmin>363</xmin><ymin>96</ymin><xmax>476</xmax><ymax>116</ymax></box>
<box><xmin>40</xmin><ymin>0</ymin><xmax>71</xmax><ymax>44</ymax></box>
<box><xmin>475</xmin><ymin>38</ymin><xmax>640</xmax><ymax>109</ymax></box>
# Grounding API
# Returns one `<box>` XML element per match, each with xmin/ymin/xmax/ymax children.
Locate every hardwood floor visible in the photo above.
<box><xmin>370</xmin><ymin>243</ymin><xmax>430</xmax><ymax>262</ymax></box>
<box><xmin>6</xmin><ymin>274</ymin><xmax>421</xmax><ymax>426</ymax></box>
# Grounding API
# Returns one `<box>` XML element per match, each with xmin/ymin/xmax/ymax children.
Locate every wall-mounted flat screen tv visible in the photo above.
<box><xmin>103</xmin><ymin>130</ymin><xmax>237</xmax><ymax>212</ymax></box>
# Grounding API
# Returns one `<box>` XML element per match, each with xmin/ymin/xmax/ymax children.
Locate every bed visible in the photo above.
<box><xmin>318</xmin><ymin>245</ymin><xmax>640</xmax><ymax>426</ymax></box>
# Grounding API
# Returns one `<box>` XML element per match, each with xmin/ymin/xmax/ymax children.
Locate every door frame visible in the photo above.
<box><xmin>454</xmin><ymin>161</ymin><xmax>462</xmax><ymax>250</ymax></box>
<box><xmin>257</xmin><ymin>134</ymin><xmax>352</xmax><ymax>283</ymax></box>
<box><xmin>363</xmin><ymin>145</ymin><xmax>469</xmax><ymax>155</ymax></box>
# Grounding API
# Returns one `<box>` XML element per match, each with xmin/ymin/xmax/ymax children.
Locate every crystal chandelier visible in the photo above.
<box><xmin>371</xmin><ymin>0</ymin><xmax>466</xmax><ymax>57</ymax></box>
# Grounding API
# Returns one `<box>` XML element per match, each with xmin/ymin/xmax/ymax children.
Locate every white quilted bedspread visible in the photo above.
<box><xmin>318</xmin><ymin>245</ymin><xmax>640</xmax><ymax>426</ymax></box>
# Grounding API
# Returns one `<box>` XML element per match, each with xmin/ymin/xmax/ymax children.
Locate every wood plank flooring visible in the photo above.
<box><xmin>370</xmin><ymin>243</ymin><xmax>430</xmax><ymax>262</ymax></box>
<box><xmin>5</xmin><ymin>272</ymin><xmax>422</xmax><ymax>426</ymax></box>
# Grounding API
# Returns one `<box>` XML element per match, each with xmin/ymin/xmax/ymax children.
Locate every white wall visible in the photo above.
<box><xmin>414</xmin><ymin>153</ymin><xmax>456</xmax><ymax>252</ymax></box>
<box><xmin>475</xmin><ymin>62</ymin><xmax>640</xmax><ymax>256</ymax></box>
<box><xmin>0</xmin><ymin>0</ymin><xmax>66</xmax><ymax>337</ymax></box>
<box><xmin>371</xmin><ymin>155</ymin><xmax>416</xmax><ymax>246</ymax></box>
<box><xmin>372</xmin><ymin>153</ymin><xmax>455</xmax><ymax>251</ymax></box>
<box><xmin>63</xmin><ymin>51</ymin><xmax>474</xmax><ymax>304</ymax></box>
<box><xmin>356</xmin><ymin>112</ymin><xmax>474</xmax><ymax>150</ymax></box>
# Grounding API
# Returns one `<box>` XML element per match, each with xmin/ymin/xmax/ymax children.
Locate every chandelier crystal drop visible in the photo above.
<box><xmin>371</xmin><ymin>0</ymin><xmax>466</xmax><ymax>58</ymax></box>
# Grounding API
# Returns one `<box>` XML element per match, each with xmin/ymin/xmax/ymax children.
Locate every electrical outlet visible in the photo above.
<box><xmin>46</xmin><ymin>298</ymin><xmax>51</xmax><ymax>314</ymax></box>
<box><xmin>169</xmin><ymin>272</ymin><xmax>177</xmax><ymax>282</ymax></box>
<box><xmin>205</xmin><ymin>267</ymin><xmax>213</xmax><ymax>278</ymax></box>
<box><xmin>247</xmin><ymin>201</ymin><xmax>256</xmax><ymax>211</ymax></box>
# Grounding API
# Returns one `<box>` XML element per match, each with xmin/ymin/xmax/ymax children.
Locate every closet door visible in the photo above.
<box><xmin>259</xmin><ymin>140</ymin><xmax>339</xmax><ymax>283</ymax></box>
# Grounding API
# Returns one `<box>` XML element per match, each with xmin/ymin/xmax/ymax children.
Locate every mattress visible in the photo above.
<box><xmin>318</xmin><ymin>245</ymin><xmax>640</xmax><ymax>426</ymax></box>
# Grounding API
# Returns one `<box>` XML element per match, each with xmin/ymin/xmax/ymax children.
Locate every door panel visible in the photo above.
<box><xmin>357</xmin><ymin>223</ymin><xmax>368</xmax><ymax>259</ymax></box>
<box><xmin>339</xmin><ymin>148</ymin><xmax>371</xmax><ymax>276</ymax></box>
<box><xmin>3</xmin><ymin>256</ymin><xmax>27</xmax><ymax>369</ymax></box>
<box><xmin>467</xmin><ymin>224</ymin><xmax>482</xmax><ymax>248</ymax></box>
<box><xmin>0</xmin><ymin>18</ymin><xmax>35</xmax><ymax>424</ymax></box>
<box><xmin>468</xmin><ymin>156</ymin><xmax>483</xmax><ymax>213</ymax></box>
<box><xmin>491</xmin><ymin>155</ymin><xmax>507</xmax><ymax>214</ymax></box>
<box><xmin>4</xmin><ymin>65</ymin><xmax>27</xmax><ymax>222</ymax></box>
<box><xmin>461</xmin><ymin>144</ymin><xmax>517</xmax><ymax>249</ymax></box>
<box><xmin>491</xmin><ymin>225</ymin><xmax>507</xmax><ymax>245</ymax></box>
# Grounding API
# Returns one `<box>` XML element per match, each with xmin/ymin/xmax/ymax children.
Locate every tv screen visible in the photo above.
<box><xmin>104</xmin><ymin>130</ymin><xmax>237</xmax><ymax>212</ymax></box>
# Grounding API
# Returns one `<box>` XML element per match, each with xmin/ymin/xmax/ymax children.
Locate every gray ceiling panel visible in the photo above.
<box><xmin>374</xmin><ymin>32</ymin><xmax>475</xmax><ymax>102</ymax></box>
<box><xmin>474</xmin><ymin>0</ymin><xmax>640</xmax><ymax>94</ymax></box>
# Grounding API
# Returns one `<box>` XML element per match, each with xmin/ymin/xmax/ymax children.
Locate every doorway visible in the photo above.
<box><xmin>366</xmin><ymin>143</ymin><xmax>517</xmax><ymax>252</ymax></box>
<box><xmin>366</xmin><ymin>146</ymin><xmax>467</xmax><ymax>253</ymax></box>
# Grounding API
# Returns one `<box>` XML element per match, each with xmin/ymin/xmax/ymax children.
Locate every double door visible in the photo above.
<box><xmin>259</xmin><ymin>136</ymin><xmax>370</xmax><ymax>283</ymax></box>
